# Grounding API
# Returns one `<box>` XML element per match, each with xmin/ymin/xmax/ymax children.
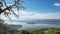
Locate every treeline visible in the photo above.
<box><xmin>0</xmin><ymin>20</ymin><xmax>60</xmax><ymax>34</ymax></box>
<box><xmin>0</xmin><ymin>19</ymin><xmax>8</xmax><ymax>34</ymax></box>
<box><xmin>19</xmin><ymin>28</ymin><xmax>60</xmax><ymax>34</ymax></box>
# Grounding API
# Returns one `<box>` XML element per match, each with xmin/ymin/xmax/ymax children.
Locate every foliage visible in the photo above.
<box><xmin>0</xmin><ymin>20</ymin><xmax>60</xmax><ymax>34</ymax></box>
<box><xmin>2</xmin><ymin>28</ymin><xmax>60</xmax><ymax>34</ymax></box>
<box><xmin>19</xmin><ymin>28</ymin><xmax>60</xmax><ymax>34</ymax></box>
<box><xmin>0</xmin><ymin>0</ymin><xmax>24</xmax><ymax>20</ymax></box>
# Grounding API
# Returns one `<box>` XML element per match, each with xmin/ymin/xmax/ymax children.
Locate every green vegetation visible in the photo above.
<box><xmin>0</xmin><ymin>20</ymin><xmax>60</xmax><ymax>34</ymax></box>
<box><xmin>20</xmin><ymin>28</ymin><xmax>60</xmax><ymax>34</ymax></box>
<box><xmin>0</xmin><ymin>19</ymin><xmax>8</xmax><ymax>34</ymax></box>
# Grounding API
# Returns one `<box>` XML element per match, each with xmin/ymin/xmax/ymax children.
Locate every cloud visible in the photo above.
<box><xmin>19</xmin><ymin>11</ymin><xmax>60</xmax><ymax>20</ymax></box>
<box><xmin>1</xmin><ymin>10</ymin><xmax>60</xmax><ymax>20</ymax></box>
<box><xmin>0</xmin><ymin>10</ymin><xmax>60</xmax><ymax>24</ymax></box>
<box><xmin>54</xmin><ymin>3</ymin><xmax>60</xmax><ymax>6</ymax></box>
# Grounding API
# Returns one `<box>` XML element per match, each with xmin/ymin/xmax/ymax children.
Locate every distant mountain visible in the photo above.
<box><xmin>4</xmin><ymin>19</ymin><xmax>60</xmax><ymax>24</ymax></box>
<box><xmin>20</xmin><ymin>19</ymin><xmax>60</xmax><ymax>24</ymax></box>
<box><xmin>18</xmin><ymin>24</ymin><xmax>60</xmax><ymax>30</ymax></box>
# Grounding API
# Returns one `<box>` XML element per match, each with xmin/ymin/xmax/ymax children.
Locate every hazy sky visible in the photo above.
<box><xmin>0</xmin><ymin>0</ymin><xmax>60</xmax><ymax>20</ymax></box>
<box><xmin>0</xmin><ymin>0</ymin><xmax>60</xmax><ymax>29</ymax></box>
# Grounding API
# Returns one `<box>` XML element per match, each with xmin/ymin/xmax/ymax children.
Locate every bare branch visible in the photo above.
<box><xmin>0</xmin><ymin>0</ymin><xmax>24</xmax><ymax>21</ymax></box>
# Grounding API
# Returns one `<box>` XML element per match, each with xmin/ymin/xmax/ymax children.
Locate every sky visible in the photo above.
<box><xmin>0</xmin><ymin>0</ymin><xmax>60</xmax><ymax>29</ymax></box>
<box><xmin>5</xmin><ymin>0</ymin><xmax>60</xmax><ymax>13</ymax></box>
<box><xmin>24</xmin><ymin>0</ymin><xmax>60</xmax><ymax>13</ymax></box>
<box><xmin>0</xmin><ymin>0</ymin><xmax>60</xmax><ymax>21</ymax></box>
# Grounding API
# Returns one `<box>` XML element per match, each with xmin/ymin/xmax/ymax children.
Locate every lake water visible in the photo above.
<box><xmin>4</xmin><ymin>20</ymin><xmax>60</xmax><ymax>30</ymax></box>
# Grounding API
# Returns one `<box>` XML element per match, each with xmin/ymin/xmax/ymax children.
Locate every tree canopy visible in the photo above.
<box><xmin>0</xmin><ymin>0</ymin><xmax>24</xmax><ymax>20</ymax></box>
